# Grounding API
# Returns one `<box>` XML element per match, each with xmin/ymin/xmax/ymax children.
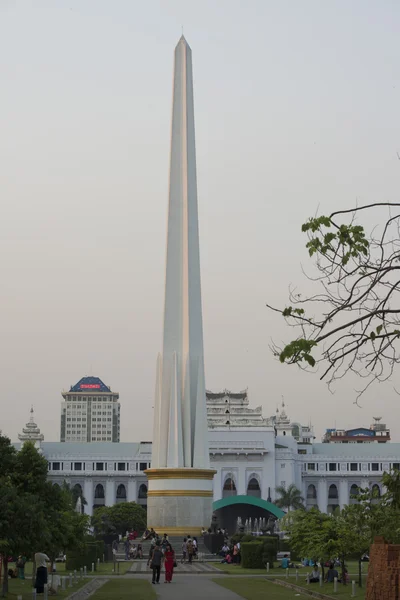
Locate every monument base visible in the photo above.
<box><xmin>145</xmin><ymin>468</ymin><xmax>216</xmax><ymax>536</ymax></box>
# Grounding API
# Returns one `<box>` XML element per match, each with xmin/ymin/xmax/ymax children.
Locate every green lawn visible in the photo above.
<box><xmin>19</xmin><ymin>560</ymin><xmax>133</xmax><ymax>577</ymax></box>
<box><xmin>90</xmin><ymin>579</ymin><xmax>156</xmax><ymax>599</ymax></box>
<box><xmin>95</xmin><ymin>562</ymin><xmax>133</xmax><ymax>575</ymax></box>
<box><xmin>215</xmin><ymin>578</ymin><xmax>311</xmax><ymax>599</ymax></box>
<box><xmin>2</xmin><ymin>577</ymin><xmax>87</xmax><ymax>599</ymax></box>
<box><xmin>214</xmin><ymin>560</ymin><xmax>369</xmax><ymax>577</ymax></box>
<box><xmin>289</xmin><ymin>577</ymin><xmax>367</xmax><ymax>599</ymax></box>
<box><xmin>215</xmin><ymin>577</ymin><xmax>367</xmax><ymax>599</ymax></box>
<box><xmin>214</xmin><ymin>564</ymin><xmax>271</xmax><ymax>575</ymax></box>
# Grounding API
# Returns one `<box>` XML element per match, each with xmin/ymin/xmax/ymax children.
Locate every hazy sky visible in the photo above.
<box><xmin>1</xmin><ymin>0</ymin><xmax>400</xmax><ymax>444</ymax></box>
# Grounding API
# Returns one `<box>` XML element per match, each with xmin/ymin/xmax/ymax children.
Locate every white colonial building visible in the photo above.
<box><xmin>15</xmin><ymin>391</ymin><xmax>399</xmax><ymax>518</ymax></box>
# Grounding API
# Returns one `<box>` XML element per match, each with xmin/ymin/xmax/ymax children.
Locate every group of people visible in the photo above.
<box><xmin>124</xmin><ymin>539</ymin><xmax>143</xmax><ymax>560</ymax></box>
<box><xmin>7</xmin><ymin>555</ymin><xmax>26</xmax><ymax>580</ymax></box>
<box><xmin>148</xmin><ymin>533</ymin><xmax>201</xmax><ymax>584</ymax></box>
<box><xmin>307</xmin><ymin>563</ymin><xmax>349</xmax><ymax>584</ymax></box>
<box><xmin>180</xmin><ymin>536</ymin><xmax>199</xmax><ymax>563</ymax></box>
<box><xmin>219</xmin><ymin>541</ymin><xmax>241</xmax><ymax>564</ymax></box>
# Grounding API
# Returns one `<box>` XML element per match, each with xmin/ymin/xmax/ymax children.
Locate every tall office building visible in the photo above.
<box><xmin>60</xmin><ymin>376</ymin><xmax>120</xmax><ymax>442</ymax></box>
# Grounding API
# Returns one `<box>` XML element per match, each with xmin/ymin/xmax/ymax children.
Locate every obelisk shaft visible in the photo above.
<box><xmin>151</xmin><ymin>36</ymin><xmax>209</xmax><ymax>470</ymax></box>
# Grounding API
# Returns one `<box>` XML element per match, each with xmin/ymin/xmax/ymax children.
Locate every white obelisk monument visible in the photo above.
<box><xmin>145</xmin><ymin>36</ymin><xmax>215</xmax><ymax>535</ymax></box>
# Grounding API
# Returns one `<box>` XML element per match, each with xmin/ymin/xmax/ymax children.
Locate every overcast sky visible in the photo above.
<box><xmin>1</xmin><ymin>0</ymin><xmax>400</xmax><ymax>444</ymax></box>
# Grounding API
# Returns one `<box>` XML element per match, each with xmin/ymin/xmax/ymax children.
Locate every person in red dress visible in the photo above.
<box><xmin>164</xmin><ymin>543</ymin><xmax>175</xmax><ymax>583</ymax></box>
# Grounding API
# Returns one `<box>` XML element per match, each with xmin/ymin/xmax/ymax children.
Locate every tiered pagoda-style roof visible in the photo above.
<box><xmin>206</xmin><ymin>389</ymin><xmax>269</xmax><ymax>428</ymax></box>
<box><xmin>18</xmin><ymin>407</ymin><xmax>44</xmax><ymax>443</ymax></box>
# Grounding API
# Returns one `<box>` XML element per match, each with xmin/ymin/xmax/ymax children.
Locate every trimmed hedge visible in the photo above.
<box><xmin>241</xmin><ymin>542</ymin><xmax>264</xmax><ymax>569</ymax></box>
<box><xmin>262</xmin><ymin>537</ymin><xmax>278</xmax><ymax>566</ymax></box>
<box><xmin>241</xmin><ymin>537</ymin><xmax>278</xmax><ymax>569</ymax></box>
<box><xmin>66</xmin><ymin>541</ymin><xmax>104</xmax><ymax>571</ymax></box>
<box><xmin>241</xmin><ymin>534</ymin><xmax>256</xmax><ymax>543</ymax></box>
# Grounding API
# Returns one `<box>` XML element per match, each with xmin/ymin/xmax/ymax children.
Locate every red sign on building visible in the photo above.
<box><xmin>80</xmin><ymin>384</ymin><xmax>101</xmax><ymax>389</ymax></box>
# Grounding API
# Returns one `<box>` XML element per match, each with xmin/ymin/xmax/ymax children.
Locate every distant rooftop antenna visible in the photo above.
<box><xmin>373</xmin><ymin>416</ymin><xmax>382</xmax><ymax>422</ymax></box>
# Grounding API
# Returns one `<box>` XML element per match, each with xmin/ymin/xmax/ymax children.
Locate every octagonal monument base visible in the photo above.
<box><xmin>144</xmin><ymin>468</ymin><xmax>216</xmax><ymax>536</ymax></box>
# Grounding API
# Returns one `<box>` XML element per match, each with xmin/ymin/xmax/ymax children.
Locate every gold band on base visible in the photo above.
<box><xmin>144</xmin><ymin>468</ymin><xmax>217</xmax><ymax>480</ymax></box>
<box><xmin>147</xmin><ymin>490</ymin><xmax>213</xmax><ymax>497</ymax></box>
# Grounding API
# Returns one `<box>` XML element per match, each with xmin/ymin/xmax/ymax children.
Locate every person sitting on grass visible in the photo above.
<box><xmin>308</xmin><ymin>567</ymin><xmax>320</xmax><ymax>583</ymax></box>
<box><xmin>220</xmin><ymin>553</ymin><xmax>232</xmax><ymax>564</ymax></box>
<box><xmin>281</xmin><ymin>554</ymin><xmax>290</xmax><ymax>569</ymax></box>
<box><xmin>325</xmin><ymin>563</ymin><xmax>340</xmax><ymax>583</ymax></box>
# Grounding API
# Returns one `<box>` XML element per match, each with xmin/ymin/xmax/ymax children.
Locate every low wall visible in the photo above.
<box><xmin>366</xmin><ymin>536</ymin><xmax>400</xmax><ymax>600</ymax></box>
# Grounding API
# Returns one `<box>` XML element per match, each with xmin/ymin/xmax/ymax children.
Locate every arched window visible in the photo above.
<box><xmin>350</xmin><ymin>484</ymin><xmax>359</xmax><ymax>503</ymax></box>
<box><xmin>73</xmin><ymin>483</ymin><xmax>83</xmax><ymax>496</ymax></box>
<box><xmin>138</xmin><ymin>484</ymin><xmax>147</xmax><ymax>499</ymax></box>
<box><xmin>222</xmin><ymin>475</ymin><xmax>237</xmax><ymax>498</ymax></box>
<box><xmin>53</xmin><ymin>483</ymin><xmax>60</xmax><ymax>489</ymax></box>
<box><xmin>247</xmin><ymin>477</ymin><xmax>261</xmax><ymax>498</ymax></box>
<box><xmin>307</xmin><ymin>484</ymin><xmax>317</xmax><ymax>499</ymax></box>
<box><xmin>292</xmin><ymin>425</ymin><xmax>300</xmax><ymax>438</ymax></box>
<box><xmin>225</xmin><ymin>409</ymin><xmax>230</xmax><ymax>414</ymax></box>
<box><xmin>223</xmin><ymin>477</ymin><xmax>236</xmax><ymax>491</ymax></box>
<box><xmin>226</xmin><ymin>420</ymin><xmax>230</xmax><ymax>425</ymax></box>
<box><xmin>116</xmin><ymin>484</ymin><xmax>126</xmax><ymax>501</ymax></box>
<box><xmin>94</xmin><ymin>484</ymin><xmax>105</xmax><ymax>499</ymax></box>
<box><xmin>371</xmin><ymin>484</ymin><xmax>380</xmax><ymax>499</ymax></box>
<box><xmin>328</xmin><ymin>484</ymin><xmax>338</xmax><ymax>499</ymax></box>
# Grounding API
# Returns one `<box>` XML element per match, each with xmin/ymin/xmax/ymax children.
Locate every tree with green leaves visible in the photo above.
<box><xmin>283</xmin><ymin>508</ymin><xmax>336</xmax><ymax>581</ymax></box>
<box><xmin>274</xmin><ymin>483</ymin><xmax>304</xmax><ymax>512</ymax></box>
<box><xmin>91</xmin><ymin>502</ymin><xmax>147</xmax><ymax>537</ymax></box>
<box><xmin>267</xmin><ymin>203</ymin><xmax>400</xmax><ymax>399</ymax></box>
<box><xmin>0</xmin><ymin>436</ymin><xmax>89</xmax><ymax>597</ymax></box>
<box><xmin>382</xmin><ymin>468</ymin><xmax>400</xmax><ymax>509</ymax></box>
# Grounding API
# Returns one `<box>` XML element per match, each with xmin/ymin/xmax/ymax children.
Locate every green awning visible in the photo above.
<box><xmin>213</xmin><ymin>495</ymin><xmax>285</xmax><ymax>519</ymax></box>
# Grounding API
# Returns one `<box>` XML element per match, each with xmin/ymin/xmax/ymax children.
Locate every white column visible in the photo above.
<box><xmin>317</xmin><ymin>479</ymin><xmax>328</xmax><ymax>513</ymax></box>
<box><xmin>213</xmin><ymin>469</ymin><xmax>221</xmax><ymax>502</ymax></box>
<box><xmin>127</xmin><ymin>479</ymin><xmax>137</xmax><ymax>502</ymax></box>
<box><xmin>237</xmin><ymin>467</ymin><xmax>246</xmax><ymax>495</ymax></box>
<box><xmin>84</xmin><ymin>479</ymin><xmax>93</xmax><ymax>517</ymax></box>
<box><xmin>105</xmin><ymin>479</ymin><xmax>115</xmax><ymax>506</ymax></box>
<box><xmin>339</xmin><ymin>479</ymin><xmax>348</xmax><ymax>510</ymax></box>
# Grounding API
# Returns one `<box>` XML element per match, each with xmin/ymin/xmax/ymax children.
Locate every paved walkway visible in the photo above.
<box><xmin>129</xmin><ymin>561</ymin><xmax>221</xmax><ymax>574</ymax></box>
<box><xmin>147</xmin><ymin>575</ymin><xmax>245</xmax><ymax>600</ymax></box>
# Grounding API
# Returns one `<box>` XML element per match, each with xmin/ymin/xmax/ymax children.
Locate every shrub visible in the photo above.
<box><xmin>66</xmin><ymin>542</ymin><xmax>103</xmax><ymax>571</ymax></box>
<box><xmin>241</xmin><ymin>542</ymin><xmax>264</xmax><ymax>568</ymax></box>
<box><xmin>241</xmin><ymin>534</ymin><xmax>256</xmax><ymax>543</ymax></box>
<box><xmin>262</xmin><ymin>537</ymin><xmax>277</xmax><ymax>568</ymax></box>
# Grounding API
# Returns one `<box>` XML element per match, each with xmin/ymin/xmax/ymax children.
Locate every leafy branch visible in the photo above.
<box><xmin>268</xmin><ymin>203</ymin><xmax>400</xmax><ymax>398</ymax></box>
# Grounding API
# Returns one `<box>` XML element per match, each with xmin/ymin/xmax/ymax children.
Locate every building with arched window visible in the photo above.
<box><xmin>14</xmin><ymin>402</ymin><xmax>400</xmax><ymax>518</ymax></box>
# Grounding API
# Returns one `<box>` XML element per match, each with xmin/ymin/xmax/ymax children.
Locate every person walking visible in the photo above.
<box><xmin>150</xmin><ymin>542</ymin><xmax>163</xmax><ymax>585</ymax></box>
<box><xmin>181</xmin><ymin>538</ymin><xmax>187</xmax><ymax>563</ymax></box>
<box><xmin>34</xmin><ymin>551</ymin><xmax>50</xmax><ymax>594</ymax></box>
<box><xmin>193</xmin><ymin>537</ymin><xmax>198</xmax><ymax>559</ymax></box>
<box><xmin>186</xmin><ymin>536</ymin><xmax>194</xmax><ymax>564</ymax></box>
<box><xmin>164</xmin><ymin>543</ymin><xmax>175</xmax><ymax>583</ymax></box>
<box><xmin>124</xmin><ymin>538</ymin><xmax>130</xmax><ymax>560</ymax></box>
